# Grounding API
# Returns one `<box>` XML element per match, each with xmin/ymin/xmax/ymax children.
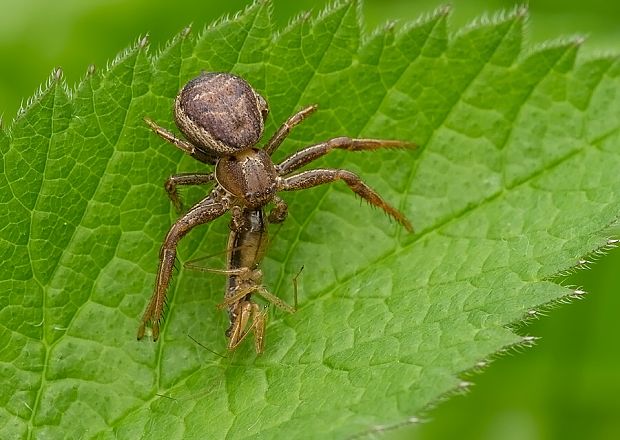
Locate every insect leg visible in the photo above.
<box><xmin>226</xmin><ymin>302</ymin><xmax>268</xmax><ymax>354</ymax></box>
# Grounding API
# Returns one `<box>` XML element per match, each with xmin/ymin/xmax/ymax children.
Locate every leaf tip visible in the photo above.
<box><xmin>384</xmin><ymin>19</ymin><xmax>398</xmax><ymax>31</ymax></box>
<box><xmin>475</xmin><ymin>360</ymin><xmax>488</xmax><ymax>369</ymax></box>
<box><xmin>524</xmin><ymin>309</ymin><xmax>544</xmax><ymax>321</ymax></box>
<box><xmin>515</xmin><ymin>3</ymin><xmax>528</xmax><ymax>18</ymax></box>
<box><xmin>280</xmin><ymin>8</ymin><xmax>311</xmax><ymax>36</ymax></box>
<box><xmin>106</xmin><ymin>33</ymin><xmax>151</xmax><ymax>73</ymax></box>
<box><xmin>52</xmin><ymin>66</ymin><xmax>63</xmax><ymax>81</ymax></box>
<box><xmin>437</xmin><ymin>4</ymin><xmax>452</xmax><ymax>16</ymax></box>
<box><xmin>301</xmin><ymin>10</ymin><xmax>312</xmax><ymax>21</ymax></box>
<box><xmin>572</xmin><ymin>288</ymin><xmax>587</xmax><ymax>299</ymax></box>
<box><xmin>458</xmin><ymin>381</ymin><xmax>473</xmax><ymax>390</ymax></box>
<box><xmin>138</xmin><ymin>34</ymin><xmax>150</xmax><ymax>49</ymax></box>
<box><xmin>572</xmin><ymin>35</ymin><xmax>587</xmax><ymax>46</ymax></box>
<box><xmin>315</xmin><ymin>0</ymin><xmax>352</xmax><ymax>23</ymax></box>
<box><xmin>181</xmin><ymin>24</ymin><xmax>192</xmax><ymax>38</ymax></box>
<box><xmin>577</xmin><ymin>258</ymin><xmax>591</xmax><ymax>267</ymax></box>
<box><xmin>521</xmin><ymin>335</ymin><xmax>538</xmax><ymax>346</ymax></box>
<box><xmin>12</xmin><ymin>66</ymin><xmax>68</xmax><ymax>125</ymax></box>
<box><xmin>86</xmin><ymin>64</ymin><xmax>97</xmax><ymax>76</ymax></box>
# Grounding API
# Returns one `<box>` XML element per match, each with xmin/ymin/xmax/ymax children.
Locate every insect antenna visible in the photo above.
<box><xmin>155</xmin><ymin>393</ymin><xmax>178</xmax><ymax>401</ymax></box>
<box><xmin>152</xmin><ymin>334</ymin><xmax>227</xmax><ymax>403</ymax></box>
<box><xmin>186</xmin><ymin>333</ymin><xmax>227</xmax><ymax>359</ymax></box>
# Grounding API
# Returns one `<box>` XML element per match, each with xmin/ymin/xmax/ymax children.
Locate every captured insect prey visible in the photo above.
<box><xmin>138</xmin><ymin>72</ymin><xmax>414</xmax><ymax>352</ymax></box>
<box><xmin>185</xmin><ymin>208</ymin><xmax>298</xmax><ymax>354</ymax></box>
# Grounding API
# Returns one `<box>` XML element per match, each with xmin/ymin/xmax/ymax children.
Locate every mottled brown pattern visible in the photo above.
<box><xmin>174</xmin><ymin>73</ymin><xmax>265</xmax><ymax>154</ymax></box>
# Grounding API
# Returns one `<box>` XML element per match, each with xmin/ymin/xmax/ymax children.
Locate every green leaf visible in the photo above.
<box><xmin>1</xmin><ymin>1</ymin><xmax>619</xmax><ymax>438</ymax></box>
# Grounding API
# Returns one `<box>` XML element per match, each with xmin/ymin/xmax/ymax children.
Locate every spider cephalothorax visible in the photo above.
<box><xmin>138</xmin><ymin>72</ymin><xmax>414</xmax><ymax>350</ymax></box>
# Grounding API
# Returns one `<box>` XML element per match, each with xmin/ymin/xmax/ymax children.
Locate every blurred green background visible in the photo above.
<box><xmin>2</xmin><ymin>1</ymin><xmax>618</xmax><ymax>439</ymax></box>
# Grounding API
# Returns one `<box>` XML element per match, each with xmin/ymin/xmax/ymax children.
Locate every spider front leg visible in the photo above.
<box><xmin>165</xmin><ymin>172</ymin><xmax>214</xmax><ymax>212</ymax></box>
<box><xmin>279</xmin><ymin>169</ymin><xmax>413</xmax><ymax>232</ymax></box>
<box><xmin>263</xmin><ymin>105</ymin><xmax>318</xmax><ymax>155</ymax></box>
<box><xmin>138</xmin><ymin>189</ymin><xmax>231</xmax><ymax>341</ymax></box>
<box><xmin>144</xmin><ymin>117</ymin><xmax>216</xmax><ymax>164</ymax></box>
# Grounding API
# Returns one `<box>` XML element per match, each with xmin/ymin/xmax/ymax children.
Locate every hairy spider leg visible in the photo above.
<box><xmin>263</xmin><ymin>104</ymin><xmax>318</xmax><ymax>155</ymax></box>
<box><xmin>164</xmin><ymin>173</ymin><xmax>215</xmax><ymax>212</ymax></box>
<box><xmin>144</xmin><ymin>117</ymin><xmax>217</xmax><ymax>164</ymax></box>
<box><xmin>276</xmin><ymin>136</ymin><xmax>415</xmax><ymax>175</ymax></box>
<box><xmin>137</xmin><ymin>192</ymin><xmax>231</xmax><ymax>341</ymax></box>
<box><xmin>279</xmin><ymin>169</ymin><xmax>413</xmax><ymax>232</ymax></box>
<box><xmin>145</xmin><ymin>117</ymin><xmax>218</xmax><ymax>211</ymax></box>
<box><xmin>266</xmin><ymin>111</ymin><xmax>415</xmax><ymax>230</ymax></box>
<box><xmin>261</xmin><ymin>105</ymin><xmax>320</xmax><ymax>225</ymax></box>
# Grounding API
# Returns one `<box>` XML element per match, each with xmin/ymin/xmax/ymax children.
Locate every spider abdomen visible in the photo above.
<box><xmin>174</xmin><ymin>72</ymin><xmax>269</xmax><ymax>155</ymax></box>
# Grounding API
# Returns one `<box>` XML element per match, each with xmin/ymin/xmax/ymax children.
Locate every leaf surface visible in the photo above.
<box><xmin>1</xmin><ymin>2</ymin><xmax>619</xmax><ymax>438</ymax></box>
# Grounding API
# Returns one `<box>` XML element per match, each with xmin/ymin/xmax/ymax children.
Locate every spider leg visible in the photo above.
<box><xmin>263</xmin><ymin>105</ymin><xmax>318</xmax><ymax>155</ymax></box>
<box><xmin>165</xmin><ymin>172</ymin><xmax>215</xmax><ymax>212</ymax></box>
<box><xmin>138</xmin><ymin>189</ymin><xmax>231</xmax><ymax>341</ymax></box>
<box><xmin>276</xmin><ymin>136</ymin><xmax>415</xmax><ymax>176</ymax></box>
<box><xmin>279</xmin><ymin>169</ymin><xmax>413</xmax><ymax>232</ymax></box>
<box><xmin>144</xmin><ymin>117</ymin><xmax>217</xmax><ymax>164</ymax></box>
